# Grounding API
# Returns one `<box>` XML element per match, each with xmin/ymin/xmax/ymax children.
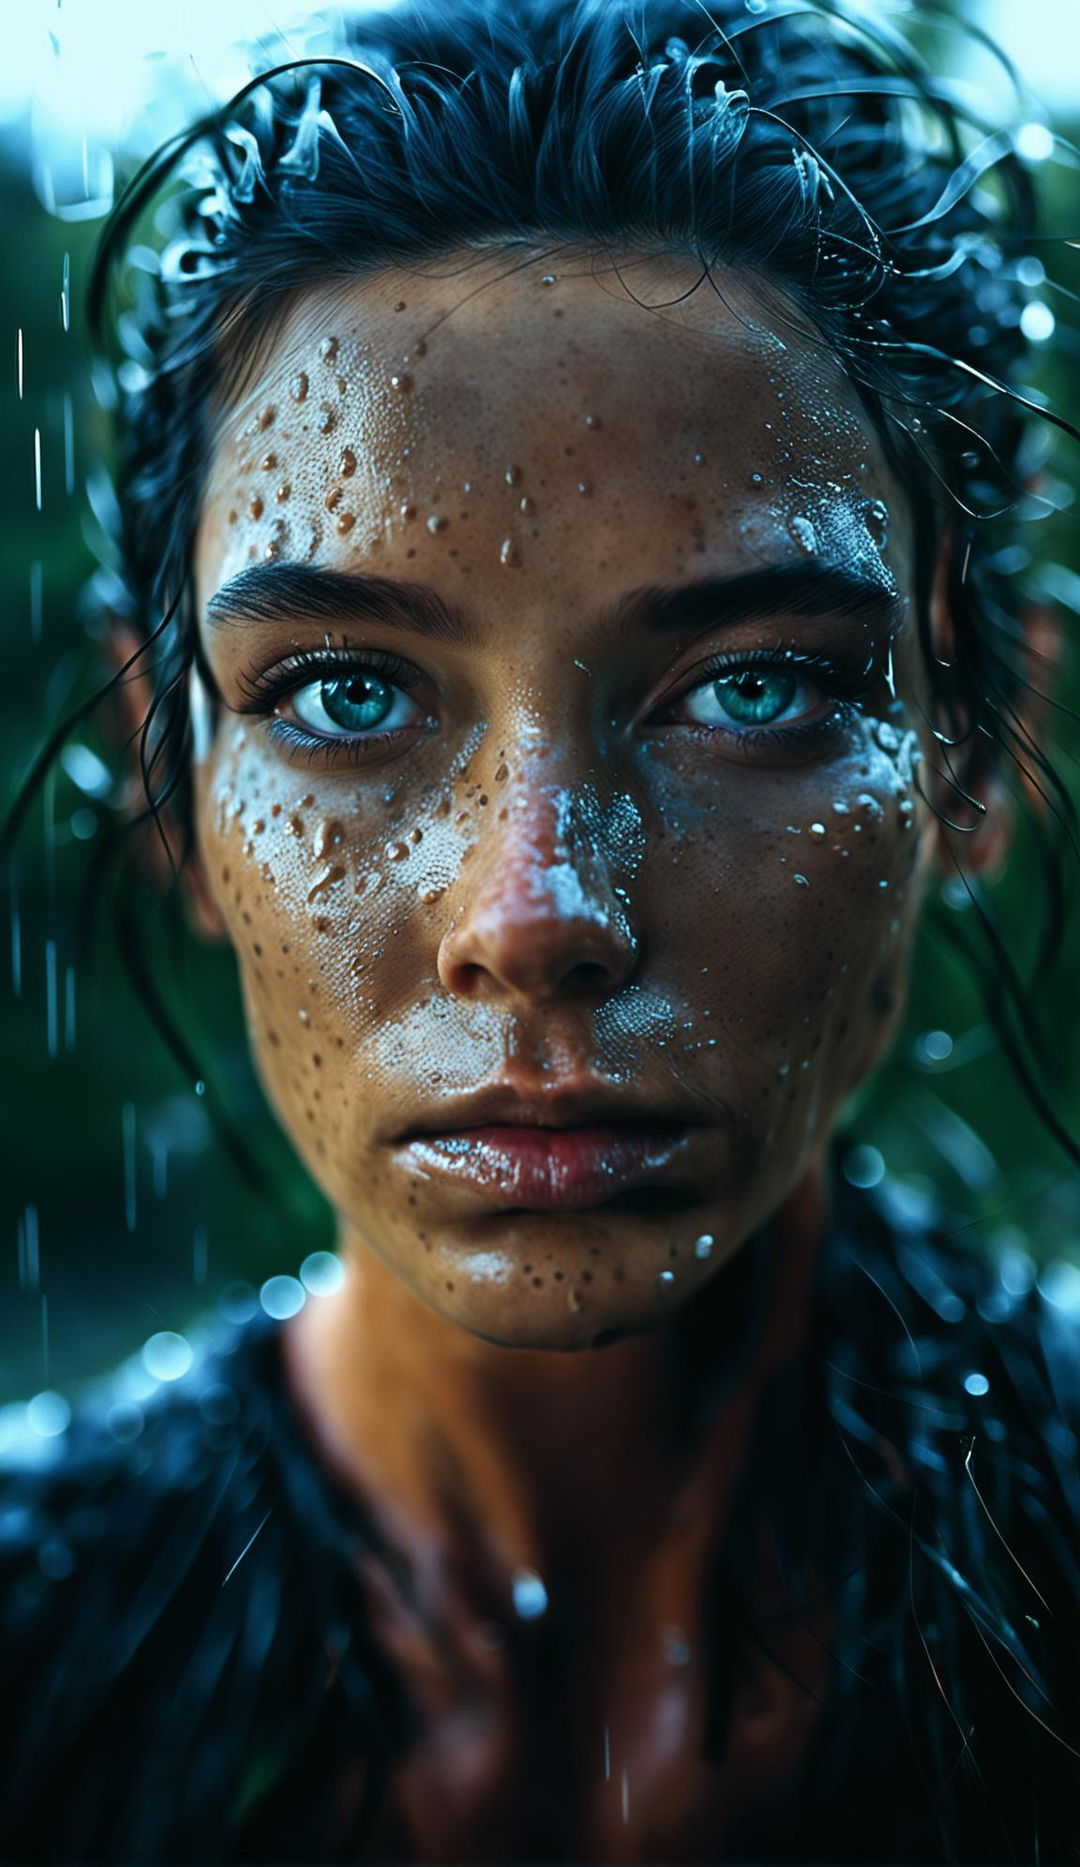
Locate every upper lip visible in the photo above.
<box><xmin>392</xmin><ymin>1081</ymin><xmax>708</xmax><ymax>1143</ymax></box>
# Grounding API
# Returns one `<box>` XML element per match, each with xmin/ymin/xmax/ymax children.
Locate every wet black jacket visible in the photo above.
<box><xmin>2</xmin><ymin>1181</ymin><xmax>1079</xmax><ymax>1863</ymax></box>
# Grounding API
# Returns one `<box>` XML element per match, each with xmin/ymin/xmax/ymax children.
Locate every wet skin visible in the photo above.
<box><xmin>190</xmin><ymin>250</ymin><xmax>942</xmax><ymax>1855</ymax></box>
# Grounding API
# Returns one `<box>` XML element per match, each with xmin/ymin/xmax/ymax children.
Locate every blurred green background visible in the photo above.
<box><xmin>2</xmin><ymin>2</ymin><xmax>1079</xmax><ymax>1411</ymax></box>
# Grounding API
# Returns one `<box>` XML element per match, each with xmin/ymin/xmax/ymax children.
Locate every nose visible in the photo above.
<box><xmin>436</xmin><ymin>779</ymin><xmax>639</xmax><ymax>1004</ymax></box>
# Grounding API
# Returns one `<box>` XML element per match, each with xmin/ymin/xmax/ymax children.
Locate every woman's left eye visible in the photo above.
<box><xmin>286</xmin><ymin>671</ymin><xmax>423</xmax><ymax>739</ymax></box>
<box><xmin>679</xmin><ymin>664</ymin><xmax>821</xmax><ymax>731</ymax></box>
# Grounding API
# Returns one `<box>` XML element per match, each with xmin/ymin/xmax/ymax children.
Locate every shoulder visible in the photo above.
<box><xmin>0</xmin><ymin>1312</ymin><xmax>333</xmax><ymax>1861</ymax></box>
<box><xmin>819</xmin><ymin>1173</ymin><xmax>1080</xmax><ymax>1860</ymax></box>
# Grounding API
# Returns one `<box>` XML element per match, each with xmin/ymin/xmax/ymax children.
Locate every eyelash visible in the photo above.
<box><xmin>232</xmin><ymin>641</ymin><xmax>872</xmax><ymax>764</ymax></box>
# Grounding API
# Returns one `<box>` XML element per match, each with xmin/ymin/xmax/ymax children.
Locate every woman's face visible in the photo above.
<box><xmin>193</xmin><ymin>251</ymin><xmax>937</xmax><ymax>1350</ymax></box>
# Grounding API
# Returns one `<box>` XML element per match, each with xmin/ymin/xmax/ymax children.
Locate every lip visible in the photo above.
<box><xmin>391</xmin><ymin>1082</ymin><xmax>705</xmax><ymax>1212</ymax></box>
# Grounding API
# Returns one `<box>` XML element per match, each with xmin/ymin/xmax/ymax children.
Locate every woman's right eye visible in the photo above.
<box><xmin>286</xmin><ymin>671</ymin><xmax>425</xmax><ymax>740</ymax></box>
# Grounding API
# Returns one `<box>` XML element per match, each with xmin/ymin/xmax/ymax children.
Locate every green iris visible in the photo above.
<box><xmin>320</xmin><ymin>675</ymin><xmax>395</xmax><ymax>733</ymax></box>
<box><xmin>712</xmin><ymin>669</ymin><xmax>797</xmax><ymax>725</ymax></box>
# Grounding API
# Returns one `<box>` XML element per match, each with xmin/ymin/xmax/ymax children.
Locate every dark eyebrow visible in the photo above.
<box><xmin>610</xmin><ymin>563</ymin><xmax>903</xmax><ymax>638</ymax></box>
<box><xmin>204</xmin><ymin>560</ymin><xmax>902</xmax><ymax>644</ymax></box>
<box><xmin>204</xmin><ymin>563</ymin><xmax>482</xmax><ymax>645</ymax></box>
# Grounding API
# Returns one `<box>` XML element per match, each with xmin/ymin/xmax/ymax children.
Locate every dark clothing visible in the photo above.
<box><xmin>2</xmin><ymin>1180</ymin><xmax>1079</xmax><ymax>1864</ymax></box>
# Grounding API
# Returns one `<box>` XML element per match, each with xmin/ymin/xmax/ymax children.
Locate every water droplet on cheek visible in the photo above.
<box><xmin>788</xmin><ymin>514</ymin><xmax>818</xmax><ymax>554</ymax></box>
<box><xmin>499</xmin><ymin>538</ymin><xmax>520</xmax><ymax>568</ymax></box>
<box><xmin>340</xmin><ymin>447</ymin><xmax>357</xmax><ymax>477</ymax></box>
<box><xmin>313</xmin><ymin>819</ymin><xmax>344</xmax><ymax>860</ymax></box>
<box><xmin>290</xmin><ymin>373</ymin><xmax>309</xmax><ymax>403</ymax></box>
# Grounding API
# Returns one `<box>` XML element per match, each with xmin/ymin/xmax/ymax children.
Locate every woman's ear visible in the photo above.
<box><xmin>105</xmin><ymin>622</ymin><xmax>229</xmax><ymax>944</ymax></box>
<box><xmin>923</xmin><ymin>533</ymin><xmax>1056</xmax><ymax>885</ymax></box>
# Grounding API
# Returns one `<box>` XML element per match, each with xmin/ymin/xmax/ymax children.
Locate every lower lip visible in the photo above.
<box><xmin>393</xmin><ymin>1124</ymin><xmax>693</xmax><ymax>1212</ymax></box>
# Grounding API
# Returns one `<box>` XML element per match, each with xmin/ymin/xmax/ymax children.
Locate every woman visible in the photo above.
<box><xmin>2</xmin><ymin>0</ymin><xmax>1078</xmax><ymax>1860</ymax></box>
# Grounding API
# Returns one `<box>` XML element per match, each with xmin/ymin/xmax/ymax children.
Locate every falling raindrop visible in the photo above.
<box><xmin>33</xmin><ymin>428</ymin><xmax>42</xmax><ymax>511</ymax></box>
<box><xmin>16</xmin><ymin>328</ymin><xmax>23</xmax><ymax>398</ymax></box>
<box><xmin>511</xmin><ymin>1567</ymin><xmax>548</xmax><ymax>1618</ymax></box>
<box><xmin>44</xmin><ymin>939</ymin><xmax>58</xmax><ymax>1058</ymax></box>
<box><xmin>62</xmin><ymin>393</ymin><xmax>74</xmax><ymax>495</ymax></box>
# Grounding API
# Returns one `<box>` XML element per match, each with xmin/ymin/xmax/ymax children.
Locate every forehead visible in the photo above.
<box><xmin>196</xmin><ymin>250</ymin><xmax>907</xmax><ymax>603</ymax></box>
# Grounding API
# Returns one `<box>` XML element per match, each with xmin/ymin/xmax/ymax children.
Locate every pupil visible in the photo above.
<box><xmin>714</xmin><ymin>669</ymin><xmax>796</xmax><ymax>725</ymax></box>
<box><xmin>322</xmin><ymin>675</ymin><xmax>393</xmax><ymax>732</ymax></box>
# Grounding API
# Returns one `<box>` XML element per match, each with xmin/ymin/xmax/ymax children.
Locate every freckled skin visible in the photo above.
<box><xmin>190</xmin><ymin>251</ymin><xmax>943</xmax><ymax>1854</ymax></box>
<box><xmin>195</xmin><ymin>252</ymin><xmax>934</xmax><ymax>1350</ymax></box>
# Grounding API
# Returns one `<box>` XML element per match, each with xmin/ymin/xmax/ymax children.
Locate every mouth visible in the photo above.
<box><xmin>391</xmin><ymin>1119</ymin><xmax>699</xmax><ymax>1213</ymax></box>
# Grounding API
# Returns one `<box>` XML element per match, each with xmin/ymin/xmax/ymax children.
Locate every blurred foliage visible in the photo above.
<box><xmin>1</xmin><ymin>33</ymin><xmax>1079</xmax><ymax>1404</ymax></box>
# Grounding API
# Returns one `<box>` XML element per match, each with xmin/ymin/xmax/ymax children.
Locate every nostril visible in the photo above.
<box><xmin>564</xmin><ymin>959</ymin><xmax>617</xmax><ymax>994</ymax></box>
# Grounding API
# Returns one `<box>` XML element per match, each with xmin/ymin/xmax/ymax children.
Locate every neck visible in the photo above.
<box><xmin>281</xmin><ymin>1167</ymin><xmax>829</xmax><ymax>1604</ymax></box>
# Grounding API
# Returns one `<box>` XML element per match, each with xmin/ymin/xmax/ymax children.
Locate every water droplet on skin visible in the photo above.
<box><xmin>275</xmin><ymin>483</ymin><xmax>290</xmax><ymax>503</ymax></box>
<box><xmin>286</xmin><ymin>814</ymin><xmax>305</xmax><ymax>837</ymax></box>
<box><xmin>391</xmin><ymin>373</ymin><xmax>413</xmax><ymax>392</ymax></box>
<box><xmin>540</xmin><ymin>274</ymin><xmax>557</xmax><ymax>287</ymax></box>
<box><xmin>494</xmin><ymin>762</ymin><xmax>509</xmax><ymax>783</ymax></box>
<box><xmin>576</xmin><ymin>481</ymin><xmax>592</xmax><ymax>497</ymax></box>
<box><xmin>750</xmin><ymin>471</ymin><xmax>763</xmax><ymax>485</ymax></box>
<box><xmin>261</xmin><ymin>453</ymin><xmax>277</xmax><ymax>471</ymax></box>
<box><xmin>500</xmin><ymin>538</ymin><xmax>520</xmax><ymax>567</ymax></box>
<box><xmin>794</xmin><ymin>873</ymin><xmax>810</xmax><ymax>886</ymax></box>
<box><xmin>318</xmin><ymin>405</ymin><xmax>336</xmax><ymax>434</ymax></box>
<box><xmin>657</xmin><ymin>1269</ymin><xmax>676</xmax><ymax>1288</ymax></box>
<box><xmin>860</xmin><ymin>498</ymin><xmax>889</xmax><ymax>550</ymax></box>
<box><xmin>567</xmin><ymin>1288</ymin><xmax>583</xmax><ymax>1313</ymax></box>
<box><xmin>336</xmin><ymin>513</ymin><xmax>356</xmax><ymax>535</ymax></box>
<box><xmin>400</xmin><ymin>503</ymin><xmax>417</xmax><ymax>522</ymax></box>
<box><xmin>809</xmin><ymin>822</ymin><xmax>826</xmax><ymax>837</ymax></box>
<box><xmin>518</xmin><ymin>495</ymin><xmax>535</xmax><ymax>515</ymax></box>
<box><xmin>227</xmin><ymin>509</ymin><xmax>238</xmax><ymax>525</ymax></box>
<box><xmin>427</xmin><ymin>515</ymin><xmax>448</xmax><ymax>534</ymax></box>
<box><xmin>325</xmin><ymin>486</ymin><xmax>344</xmax><ymax>513</ymax></box>
<box><xmin>692</xmin><ymin>452</ymin><xmax>705</xmax><ymax>466</ymax></box>
<box><xmin>385</xmin><ymin>841</ymin><xmax>409</xmax><ymax>861</ymax></box>
<box><xmin>409</xmin><ymin>826</ymin><xmax>422</xmax><ymax>845</ymax></box>
<box><xmin>419</xmin><ymin>885</ymin><xmax>444</xmax><ymax>904</ymax></box>
<box><xmin>290</xmin><ymin>372</ymin><xmax>309</xmax><ymax>402</ymax></box>
<box><xmin>258</xmin><ymin>405</ymin><xmax>276</xmax><ymax>430</ymax></box>
<box><xmin>694</xmin><ymin>1234</ymin><xmax>714</xmax><ymax>1260</ymax></box>
<box><xmin>504</xmin><ymin>465</ymin><xmax>522</xmax><ymax>486</ymax></box>
<box><xmin>584</xmin><ymin>414</ymin><xmax>601</xmax><ymax>430</ymax></box>
<box><xmin>788</xmin><ymin>514</ymin><xmax>818</xmax><ymax>553</ymax></box>
<box><xmin>314</xmin><ymin>819</ymin><xmax>344</xmax><ymax>860</ymax></box>
<box><xmin>249</xmin><ymin>494</ymin><xmax>264</xmax><ymax>519</ymax></box>
<box><xmin>321</xmin><ymin>335</ymin><xmax>340</xmax><ymax>363</ymax></box>
<box><xmin>298</xmin><ymin>1008</ymin><xmax>310</xmax><ymax>1025</ymax></box>
<box><xmin>264</xmin><ymin>519</ymin><xmax>286</xmax><ymax>560</ymax></box>
<box><xmin>340</xmin><ymin>447</ymin><xmax>357</xmax><ymax>477</ymax></box>
<box><xmin>307</xmin><ymin>863</ymin><xmax>345</xmax><ymax>903</ymax></box>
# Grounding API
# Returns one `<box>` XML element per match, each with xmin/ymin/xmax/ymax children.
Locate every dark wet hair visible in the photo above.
<box><xmin>5</xmin><ymin>0</ymin><xmax>1078</xmax><ymax>1117</ymax></box>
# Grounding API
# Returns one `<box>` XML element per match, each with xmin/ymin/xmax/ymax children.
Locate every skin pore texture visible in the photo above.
<box><xmin>189</xmin><ymin>249</ymin><xmax>946</xmax><ymax>1856</ymax></box>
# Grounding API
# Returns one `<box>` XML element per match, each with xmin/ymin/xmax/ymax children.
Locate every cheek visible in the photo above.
<box><xmin>195</xmin><ymin>728</ymin><xmax>481</xmax><ymax>1162</ymax></box>
<box><xmin>640</xmin><ymin>718</ymin><xmax>929</xmax><ymax>1117</ymax></box>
